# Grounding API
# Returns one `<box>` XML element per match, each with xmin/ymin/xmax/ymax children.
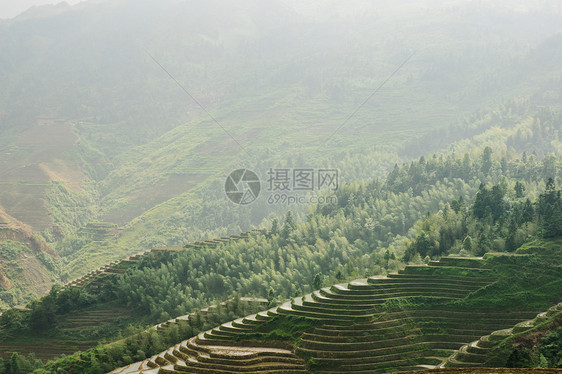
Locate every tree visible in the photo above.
<box><xmin>451</xmin><ymin>196</ymin><xmax>464</xmax><ymax>213</ymax></box>
<box><xmin>473</xmin><ymin>183</ymin><xmax>506</xmax><ymax>222</ymax></box>
<box><xmin>481</xmin><ymin>146</ymin><xmax>493</xmax><ymax>175</ymax></box>
<box><xmin>473</xmin><ymin>184</ymin><xmax>489</xmax><ymax>219</ymax></box>
<box><xmin>270</xmin><ymin>218</ymin><xmax>280</xmax><ymax>236</ymax></box>
<box><xmin>281</xmin><ymin>211</ymin><xmax>296</xmax><ymax>238</ymax></box>
<box><xmin>267</xmin><ymin>287</ymin><xmax>275</xmax><ymax>307</ymax></box>
<box><xmin>515</xmin><ymin>181</ymin><xmax>525</xmax><ymax>198</ymax></box>
<box><xmin>0</xmin><ymin>309</ymin><xmax>25</xmax><ymax>330</ymax></box>
<box><xmin>505</xmin><ymin>219</ymin><xmax>517</xmax><ymax>252</ymax></box>
<box><xmin>476</xmin><ymin>228</ymin><xmax>491</xmax><ymax>256</ymax></box>
<box><xmin>462</xmin><ymin>153</ymin><xmax>471</xmax><ymax>180</ymax></box>
<box><xmin>29</xmin><ymin>294</ymin><xmax>57</xmax><ymax>331</ymax></box>
<box><xmin>540</xmin><ymin>328</ymin><xmax>562</xmax><ymax>367</ymax></box>
<box><xmin>412</xmin><ymin>231</ymin><xmax>436</xmax><ymax>258</ymax></box>
<box><xmin>506</xmin><ymin>348</ymin><xmax>531</xmax><ymax>368</ymax></box>
<box><xmin>386</xmin><ymin>164</ymin><xmax>400</xmax><ymax>189</ymax></box>
<box><xmin>546</xmin><ymin>177</ymin><xmax>555</xmax><ymax>192</ymax></box>
<box><xmin>9</xmin><ymin>352</ymin><xmax>21</xmax><ymax>374</ymax></box>
<box><xmin>313</xmin><ymin>273</ymin><xmax>323</xmax><ymax>290</ymax></box>
<box><xmin>384</xmin><ymin>250</ymin><xmax>392</xmax><ymax>263</ymax></box>
<box><xmin>521</xmin><ymin>199</ymin><xmax>534</xmax><ymax>223</ymax></box>
<box><xmin>537</xmin><ymin>181</ymin><xmax>562</xmax><ymax>238</ymax></box>
<box><xmin>335</xmin><ymin>269</ymin><xmax>344</xmax><ymax>281</ymax></box>
<box><xmin>462</xmin><ymin>236</ymin><xmax>472</xmax><ymax>252</ymax></box>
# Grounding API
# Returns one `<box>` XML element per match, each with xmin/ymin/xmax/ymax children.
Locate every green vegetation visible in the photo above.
<box><xmin>234</xmin><ymin>316</ymin><xmax>319</xmax><ymax>343</ymax></box>
<box><xmin>117</xmin><ymin>239</ymin><xmax>561</xmax><ymax>373</ymax></box>
<box><xmin>444</xmin><ymin>296</ymin><xmax>562</xmax><ymax>369</ymax></box>
<box><xmin>0</xmin><ymin>238</ymin><xmax>56</xmax><ymax>310</ymax></box>
<box><xmin>0</xmin><ymin>138</ymin><xmax>559</xmax><ymax>372</ymax></box>
<box><xmin>510</xmin><ymin>327</ymin><xmax>562</xmax><ymax>368</ymax></box>
<box><xmin>59</xmin><ymin>100</ymin><xmax>562</xmax><ymax>281</ymax></box>
<box><xmin>0</xmin><ymin>297</ymin><xmax>266</xmax><ymax>373</ymax></box>
<box><xmin>2</xmin><ymin>0</ymin><xmax>562</xmax><ymax>308</ymax></box>
<box><xmin>0</xmin><ymin>3</ymin><xmax>562</xmax><ymax>370</ymax></box>
<box><xmin>0</xmin><ymin>241</ymin><xmax>26</xmax><ymax>261</ymax></box>
<box><xmin>79</xmin><ymin>148</ymin><xmax>560</xmax><ymax>324</ymax></box>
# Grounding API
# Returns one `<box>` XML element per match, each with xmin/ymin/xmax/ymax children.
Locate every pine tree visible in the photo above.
<box><xmin>313</xmin><ymin>273</ymin><xmax>323</xmax><ymax>290</ymax></box>
<box><xmin>451</xmin><ymin>196</ymin><xmax>464</xmax><ymax>213</ymax></box>
<box><xmin>515</xmin><ymin>181</ymin><xmax>525</xmax><ymax>198</ymax></box>
<box><xmin>335</xmin><ymin>269</ymin><xmax>344</xmax><ymax>281</ymax></box>
<box><xmin>462</xmin><ymin>153</ymin><xmax>471</xmax><ymax>180</ymax></box>
<box><xmin>281</xmin><ymin>211</ymin><xmax>296</xmax><ymax>238</ymax></box>
<box><xmin>477</xmin><ymin>228</ymin><xmax>491</xmax><ymax>256</ymax></box>
<box><xmin>505</xmin><ymin>219</ymin><xmax>518</xmax><ymax>252</ymax></box>
<box><xmin>481</xmin><ymin>146</ymin><xmax>493</xmax><ymax>175</ymax></box>
<box><xmin>267</xmin><ymin>288</ymin><xmax>275</xmax><ymax>307</ymax></box>
<box><xmin>522</xmin><ymin>199</ymin><xmax>534</xmax><ymax>223</ymax></box>
<box><xmin>270</xmin><ymin>218</ymin><xmax>279</xmax><ymax>236</ymax></box>
<box><xmin>9</xmin><ymin>353</ymin><xmax>21</xmax><ymax>374</ymax></box>
<box><xmin>537</xmin><ymin>179</ymin><xmax>562</xmax><ymax>237</ymax></box>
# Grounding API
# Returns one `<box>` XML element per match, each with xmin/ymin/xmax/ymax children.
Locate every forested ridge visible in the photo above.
<box><xmin>106</xmin><ymin>148</ymin><xmax>562</xmax><ymax>320</ymax></box>
<box><xmin>0</xmin><ymin>139</ymin><xmax>560</xmax><ymax>372</ymax></box>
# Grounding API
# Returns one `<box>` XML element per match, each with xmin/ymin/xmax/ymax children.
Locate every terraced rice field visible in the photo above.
<box><xmin>401</xmin><ymin>369</ymin><xmax>562</xmax><ymax>374</ymax></box>
<box><xmin>0</xmin><ymin>303</ymin><xmax>130</xmax><ymax>359</ymax></box>
<box><xmin>0</xmin><ymin>341</ymin><xmax>95</xmax><ymax>360</ymax></box>
<box><xmin>0</xmin><ymin>232</ymin><xmax>264</xmax><ymax>361</ymax></box>
<box><xmin>56</xmin><ymin>304</ymin><xmax>131</xmax><ymax>331</ymax></box>
<box><xmin>443</xmin><ymin>303</ymin><xmax>562</xmax><ymax>368</ymax></box>
<box><xmin>63</xmin><ymin>230</ymin><xmax>258</xmax><ymax>291</ymax></box>
<box><xmin>112</xmin><ymin>256</ymin><xmax>550</xmax><ymax>374</ymax></box>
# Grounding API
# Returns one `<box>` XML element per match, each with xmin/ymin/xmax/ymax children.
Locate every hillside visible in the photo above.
<box><xmin>110</xmin><ymin>241</ymin><xmax>562</xmax><ymax>373</ymax></box>
<box><xmin>1</xmin><ymin>1</ymin><xmax>562</xmax><ymax>373</ymax></box>
<box><xmin>0</xmin><ymin>296</ymin><xmax>268</xmax><ymax>363</ymax></box>
<box><xmin>444</xmin><ymin>301</ymin><xmax>562</xmax><ymax>368</ymax></box>
<box><xmin>1</xmin><ymin>0</ymin><xmax>562</xmax><ymax>306</ymax></box>
<box><xmin>0</xmin><ymin>207</ymin><xmax>57</xmax><ymax>309</ymax></box>
<box><xmin>0</xmin><ymin>143</ymin><xmax>559</xmax><ymax>372</ymax></box>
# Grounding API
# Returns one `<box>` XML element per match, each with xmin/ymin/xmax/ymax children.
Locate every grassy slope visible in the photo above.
<box><xmin>0</xmin><ymin>209</ymin><xmax>58</xmax><ymax>309</ymax></box>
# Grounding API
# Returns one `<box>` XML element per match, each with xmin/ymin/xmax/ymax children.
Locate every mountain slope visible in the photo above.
<box><xmin>1</xmin><ymin>142</ymin><xmax>559</xmax><ymax>372</ymax></box>
<box><xmin>1</xmin><ymin>0</ymin><xmax>562</xmax><ymax>304</ymax></box>
<box><xmin>0</xmin><ymin>207</ymin><xmax>57</xmax><ymax>309</ymax></box>
<box><xmin>111</xmin><ymin>244</ymin><xmax>562</xmax><ymax>373</ymax></box>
